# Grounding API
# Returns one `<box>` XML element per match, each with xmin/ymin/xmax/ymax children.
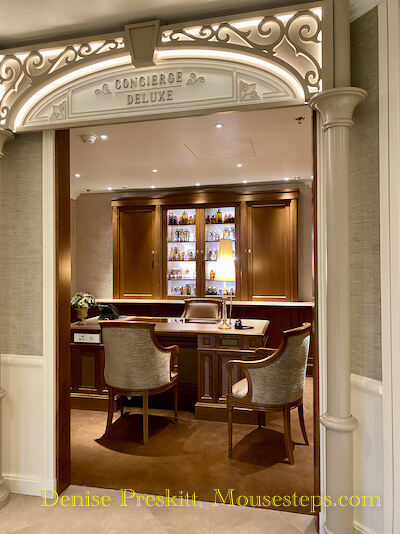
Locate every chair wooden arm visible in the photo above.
<box><xmin>166</xmin><ymin>345</ymin><xmax>179</xmax><ymax>377</ymax></box>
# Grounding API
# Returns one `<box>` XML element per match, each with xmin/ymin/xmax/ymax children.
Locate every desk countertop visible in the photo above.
<box><xmin>95</xmin><ymin>298</ymin><xmax>313</xmax><ymax>308</ymax></box>
<box><xmin>71</xmin><ymin>316</ymin><xmax>269</xmax><ymax>337</ymax></box>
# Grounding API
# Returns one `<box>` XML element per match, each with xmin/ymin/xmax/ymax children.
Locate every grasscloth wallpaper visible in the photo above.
<box><xmin>350</xmin><ymin>8</ymin><xmax>381</xmax><ymax>381</ymax></box>
<box><xmin>0</xmin><ymin>132</ymin><xmax>43</xmax><ymax>356</ymax></box>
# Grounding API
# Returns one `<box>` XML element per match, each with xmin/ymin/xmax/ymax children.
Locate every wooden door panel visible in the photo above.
<box><xmin>120</xmin><ymin>208</ymin><xmax>155</xmax><ymax>297</ymax></box>
<box><xmin>248</xmin><ymin>202</ymin><xmax>294</xmax><ymax>300</ymax></box>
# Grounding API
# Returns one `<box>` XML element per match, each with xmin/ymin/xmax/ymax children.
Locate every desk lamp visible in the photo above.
<box><xmin>214</xmin><ymin>239</ymin><xmax>235</xmax><ymax>329</ymax></box>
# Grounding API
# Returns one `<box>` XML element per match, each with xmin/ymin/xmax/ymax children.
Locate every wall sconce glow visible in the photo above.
<box><xmin>215</xmin><ymin>123</ymin><xmax>223</xmax><ymax>129</ymax></box>
<box><xmin>100</xmin><ymin>135</ymin><xmax>108</xmax><ymax>140</ymax></box>
<box><xmin>311</xmin><ymin>7</ymin><xmax>322</xmax><ymax>19</ymax></box>
<box><xmin>156</xmin><ymin>49</ymin><xmax>305</xmax><ymax>101</ymax></box>
<box><xmin>74</xmin><ymin>173</ymin><xmax>81</xmax><ymax>178</ymax></box>
<box><xmin>152</xmin><ymin>169</ymin><xmax>158</xmax><ymax>173</ymax></box>
<box><xmin>151</xmin><ymin>185</ymin><xmax>156</xmax><ymax>189</ymax></box>
<box><xmin>276</xmin><ymin>13</ymin><xmax>295</xmax><ymax>23</ymax></box>
<box><xmin>236</xmin><ymin>163</ymin><xmax>243</xmax><ymax>168</ymax></box>
<box><xmin>14</xmin><ymin>54</ymin><xmax>131</xmax><ymax>130</ymax></box>
<box><xmin>284</xmin><ymin>177</ymin><xmax>290</xmax><ymax>181</ymax></box>
<box><xmin>242</xmin><ymin>180</ymin><xmax>248</xmax><ymax>184</ymax></box>
<box><xmin>196</xmin><ymin>183</ymin><xmax>200</xmax><ymax>186</ymax></box>
<box><xmin>107</xmin><ymin>187</ymin><xmax>112</xmax><ymax>191</ymax></box>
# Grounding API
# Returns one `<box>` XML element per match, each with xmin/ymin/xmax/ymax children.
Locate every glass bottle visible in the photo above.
<box><xmin>182</xmin><ymin>211</ymin><xmax>188</xmax><ymax>224</ymax></box>
<box><xmin>216</xmin><ymin>209</ymin><xmax>222</xmax><ymax>223</ymax></box>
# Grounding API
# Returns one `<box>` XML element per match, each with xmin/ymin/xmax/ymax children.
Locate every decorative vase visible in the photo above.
<box><xmin>77</xmin><ymin>306</ymin><xmax>89</xmax><ymax>325</ymax></box>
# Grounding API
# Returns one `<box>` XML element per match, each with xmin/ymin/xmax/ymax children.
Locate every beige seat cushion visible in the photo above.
<box><xmin>232</xmin><ymin>378</ymin><xmax>248</xmax><ymax>399</ymax></box>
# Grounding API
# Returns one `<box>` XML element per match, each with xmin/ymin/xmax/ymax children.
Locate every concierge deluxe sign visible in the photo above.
<box><xmin>23</xmin><ymin>60</ymin><xmax>299</xmax><ymax>128</ymax></box>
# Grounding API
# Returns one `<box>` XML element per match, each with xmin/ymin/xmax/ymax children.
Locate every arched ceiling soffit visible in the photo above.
<box><xmin>0</xmin><ymin>1</ymin><xmax>332</xmax><ymax>132</ymax></box>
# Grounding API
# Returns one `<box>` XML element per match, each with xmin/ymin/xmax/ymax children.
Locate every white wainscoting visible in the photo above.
<box><xmin>351</xmin><ymin>374</ymin><xmax>383</xmax><ymax>534</ymax></box>
<box><xmin>1</xmin><ymin>354</ymin><xmax>55</xmax><ymax>496</ymax></box>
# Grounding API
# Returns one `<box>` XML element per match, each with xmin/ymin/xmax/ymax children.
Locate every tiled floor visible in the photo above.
<box><xmin>0</xmin><ymin>486</ymin><xmax>317</xmax><ymax>534</ymax></box>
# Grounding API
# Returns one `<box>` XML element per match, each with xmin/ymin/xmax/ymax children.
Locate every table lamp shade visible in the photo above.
<box><xmin>214</xmin><ymin>239</ymin><xmax>235</xmax><ymax>282</ymax></box>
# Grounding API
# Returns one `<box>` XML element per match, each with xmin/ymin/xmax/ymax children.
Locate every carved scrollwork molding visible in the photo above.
<box><xmin>0</xmin><ymin>37</ymin><xmax>125</xmax><ymax>129</ymax></box>
<box><xmin>0</xmin><ymin>4</ymin><xmax>331</xmax><ymax>130</ymax></box>
<box><xmin>159</xmin><ymin>5</ymin><xmax>329</xmax><ymax>100</ymax></box>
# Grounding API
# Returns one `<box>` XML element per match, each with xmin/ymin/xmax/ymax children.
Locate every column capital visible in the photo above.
<box><xmin>309</xmin><ymin>87</ymin><xmax>367</xmax><ymax>131</ymax></box>
<box><xmin>0</xmin><ymin>128</ymin><xmax>15</xmax><ymax>158</ymax></box>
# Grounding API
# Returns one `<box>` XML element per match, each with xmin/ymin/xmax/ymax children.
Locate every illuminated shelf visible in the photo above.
<box><xmin>167</xmin><ymin>241</ymin><xmax>196</xmax><ymax>244</ymax></box>
<box><xmin>205</xmin><ymin>222</ymin><xmax>235</xmax><ymax>225</ymax></box>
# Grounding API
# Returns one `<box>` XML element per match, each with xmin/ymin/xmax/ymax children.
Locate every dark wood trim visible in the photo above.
<box><xmin>112</xmin><ymin>207</ymin><xmax>120</xmax><ymax>298</ymax></box>
<box><xmin>55</xmin><ymin>129</ymin><xmax>71</xmax><ymax>494</ymax></box>
<box><xmin>111</xmin><ymin>189</ymin><xmax>299</xmax><ymax>208</ymax></box>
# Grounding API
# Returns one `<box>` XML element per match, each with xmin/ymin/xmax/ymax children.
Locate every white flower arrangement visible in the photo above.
<box><xmin>70</xmin><ymin>292</ymin><xmax>97</xmax><ymax>309</ymax></box>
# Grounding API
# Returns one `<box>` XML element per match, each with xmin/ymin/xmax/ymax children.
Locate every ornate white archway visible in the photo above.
<box><xmin>0</xmin><ymin>3</ymin><xmax>367</xmax><ymax>534</ymax></box>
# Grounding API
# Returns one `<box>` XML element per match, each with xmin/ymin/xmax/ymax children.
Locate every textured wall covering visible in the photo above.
<box><xmin>75</xmin><ymin>193</ymin><xmax>113</xmax><ymax>298</ymax></box>
<box><xmin>73</xmin><ymin>182</ymin><xmax>313</xmax><ymax>301</ymax></box>
<box><xmin>70</xmin><ymin>199</ymin><xmax>77</xmax><ymax>295</ymax></box>
<box><xmin>350</xmin><ymin>8</ymin><xmax>381</xmax><ymax>380</ymax></box>
<box><xmin>0</xmin><ymin>133</ymin><xmax>43</xmax><ymax>355</ymax></box>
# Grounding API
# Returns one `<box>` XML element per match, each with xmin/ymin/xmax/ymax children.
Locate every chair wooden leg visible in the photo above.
<box><xmin>283</xmin><ymin>406</ymin><xmax>295</xmax><ymax>464</ymax></box>
<box><xmin>173</xmin><ymin>384</ymin><xmax>178</xmax><ymax>424</ymax></box>
<box><xmin>257</xmin><ymin>410</ymin><xmax>263</xmax><ymax>430</ymax></box>
<box><xmin>228</xmin><ymin>397</ymin><xmax>233</xmax><ymax>457</ymax></box>
<box><xmin>105</xmin><ymin>388</ymin><xmax>114</xmax><ymax>438</ymax></box>
<box><xmin>120</xmin><ymin>395</ymin><xmax>124</xmax><ymax>417</ymax></box>
<box><xmin>143</xmin><ymin>392</ymin><xmax>149</xmax><ymax>445</ymax></box>
<box><xmin>298</xmin><ymin>402</ymin><xmax>309</xmax><ymax>445</ymax></box>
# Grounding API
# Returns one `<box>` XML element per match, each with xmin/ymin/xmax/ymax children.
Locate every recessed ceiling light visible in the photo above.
<box><xmin>284</xmin><ymin>177</ymin><xmax>290</xmax><ymax>181</ymax></box>
<box><xmin>100</xmin><ymin>135</ymin><xmax>108</xmax><ymax>140</ymax></box>
<box><xmin>215</xmin><ymin>123</ymin><xmax>223</xmax><ymax>129</ymax></box>
<box><xmin>151</xmin><ymin>185</ymin><xmax>155</xmax><ymax>189</ymax></box>
<box><xmin>242</xmin><ymin>180</ymin><xmax>248</xmax><ymax>184</ymax></box>
<box><xmin>107</xmin><ymin>187</ymin><xmax>112</xmax><ymax>191</ymax></box>
<box><xmin>152</xmin><ymin>169</ymin><xmax>158</xmax><ymax>173</ymax></box>
<box><xmin>74</xmin><ymin>173</ymin><xmax>81</xmax><ymax>178</ymax></box>
<box><xmin>196</xmin><ymin>183</ymin><xmax>200</xmax><ymax>187</ymax></box>
<box><xmin>236</xmin><ymin>163</ymin><xmax>243</xmax><ymax>168</ymax></box>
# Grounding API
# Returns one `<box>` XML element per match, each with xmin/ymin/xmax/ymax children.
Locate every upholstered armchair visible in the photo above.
<box><xmin>100</xmin><ymin>321</ymin><xmax>179</xmax><ymax>444</ymax></box>
<box><xmin>181</xmin><ymin>298</ymin><xmax>221</xmax><ymax>321</ymax></box>
<box><xmin>226</xmin><ymin>322</ymin><xmax>311</xmax><ymax>464</ymax></box>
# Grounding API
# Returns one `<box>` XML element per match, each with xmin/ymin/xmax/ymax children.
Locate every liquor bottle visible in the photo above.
<box><xmin>206</xmin><ymin>215</ymin><xmax>210</xmax><ymax>224</ymax></box>
<box><xmin>182</xmin><ymin>211</ymin><xmax>188</xmax><ymax>224</ymax></box>
<box><xmin>211</xmin><ymin>213</ymin><xmax>216</xmax><ymax>224</ymax></box>
<box><xmin>216</xmin><ymin>209</ymin><xmax>222</xmax><ymax>223</ymax></box>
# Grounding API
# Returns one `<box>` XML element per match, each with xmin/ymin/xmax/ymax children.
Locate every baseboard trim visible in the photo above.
<box><xmin>1</xmin><ymin>354</ymin><xmax>43</xmax><ymax>368</ymax></box>
<box><xmin>351</xmin><ymin>373</ymin><xmax>382</xmax><ymax>397</ymax></box>
<box><xmin>354</xmin><ymin>519</ymin><xmax>378</xmax><ymax>534</ymax></box>
<box><xmin>4</xmin><ymin>474</ymin><xmax>56</xmax><ymax>496</ymax></box>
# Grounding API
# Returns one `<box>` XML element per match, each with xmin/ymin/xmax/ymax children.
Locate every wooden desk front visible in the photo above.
<box><xmin>71</xmin><ymin>316</ymin><xmax>269</xmax><ymax>421</ymax></box>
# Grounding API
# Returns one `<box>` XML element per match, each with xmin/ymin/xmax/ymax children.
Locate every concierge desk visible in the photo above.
<box><xmin>70</xmin><ymin>316</ymin><xmax>269</xmax><ymax>421</ymax></box>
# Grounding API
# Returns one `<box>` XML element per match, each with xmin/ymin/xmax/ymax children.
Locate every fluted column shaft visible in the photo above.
<box><xmin>0</xmin><ymin>127</ymin><xmax>15</xmax><ymax>510</ymax></box>
<box><xmin>310</xmin><ymin>88</ymin><xmax>366</xmax><ymax>534</ymax></box>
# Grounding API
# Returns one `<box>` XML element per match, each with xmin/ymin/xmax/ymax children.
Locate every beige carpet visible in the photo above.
<box><xmin>71</xmin><ymin>378</ymin><xmax>315</xmax><ymax>514</ymax></box>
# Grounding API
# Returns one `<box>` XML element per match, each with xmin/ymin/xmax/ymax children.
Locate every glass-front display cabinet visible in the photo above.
<box><xmin>164</xmin><ymin>205</ymin><xmax>238</xmax><ymax>298</ymax></box>
<box><xmin>204</xmin><ymin>206</ymin><xmax>236</xmax><ymax>297</ymax></box>
<box><xmin>166</xmin><ymin>208</ymin><xmax>198</xmax><ymax>297</ymax></box>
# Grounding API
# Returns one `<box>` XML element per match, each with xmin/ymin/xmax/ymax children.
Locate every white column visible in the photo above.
<box><xmin>0</xmin><ymin>127</ymin><xmax>15</xmax><ymax>510</ymax></box>
<box><xmin>310</xmin><ymin>88</ymin><xmax>366</xmax><ymax>534</ymax></box>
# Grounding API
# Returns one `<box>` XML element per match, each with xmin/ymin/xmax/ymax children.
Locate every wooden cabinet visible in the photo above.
<box><xmin>112</xmin><ymin>190</ymin><xmax>298</xmax><ymax>301</ymax></box>
<box><xmin>247</xmin><ymin>199</ymin><xmax>297</xmax><ymax>301</ymax></box>
<box><xmin>113</xmin><ymin>206</ymin><xmax>161</xmax><ymax>298</ymax></box>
